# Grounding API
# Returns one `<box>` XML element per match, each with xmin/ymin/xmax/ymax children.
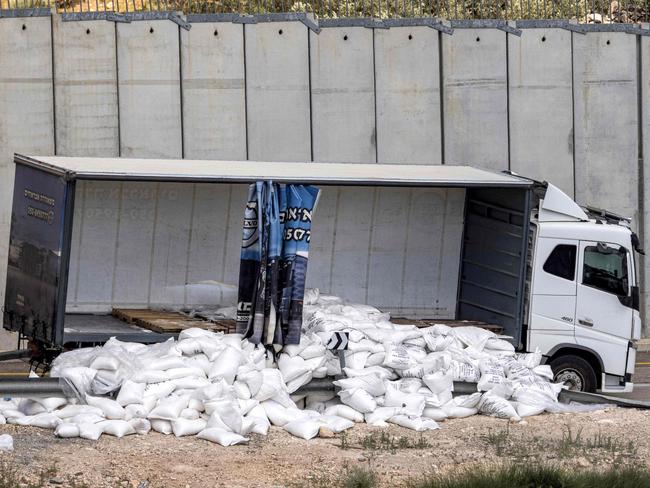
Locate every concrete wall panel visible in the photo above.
<box><xmin>181</xmin><ymin>22</ymin><xmax>246</xmax><ymax>160</ymax></box>
<box><xmin>117</xmin><ymin>21</ymin><xmax>182</xmax><ymax>158</ymax></box>
<box><xmin>508</xmin><ymin>28</ymin><xmax>574</xmax><ymax>196</ymax></box>
<box><xmin>573</xmin><ymin>32</ymin><xmax>638</xmax><ymax>220</ymax></box>
<box><xmin>442</xmin><ymin>28</ymin><xmax>508</xmax><ymax>170</ymax></box>
<box><xmin>375</xmin><ymin>26</ymin><xmax>441</xmax><ymax>165</ymax></box>
<box><xmin>53</xmin><ymin>18</ymin><xmax>119</xmax><ymax>157</ymax></box>
<box><xmin>311</xmin><ymin>27</ymin><xmax>376</xmax><ymax>163</ymax></box>
<box><xmin>245</xmin><ymin>22</ymin><xmax>311</xmax><ymax>161</ymax></box>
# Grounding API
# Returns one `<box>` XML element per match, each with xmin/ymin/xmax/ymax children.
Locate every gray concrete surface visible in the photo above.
<box><xmin>442</xmin><ymin>28</ymin><xmax>508</xmax><ymax>170</ymax></box>
<box><xmin>311</xmin><ymin>26</ymin><xmax>376</xmax><ymax>163</ymax></box>
<box><xmin>181</xmin><ymin>22</ymin><xmax>247</xmax><ymax>161</ymax></box>
<box><xmin>117</xmin><ymin>20</ymin><xmax>182</xmax><ymax>158</ymax></box>
<box><xmin>508</xmin><ymin>28</ymin><xmax>574</xmax><ymax>196</ymax></box>
<box><xmin>52</xmin><ymin>17</ymin><xmax>119</xmax><ymax>157</ymax></box>
<box><xmin>572</xmin><ymin>32</ymin><xmax>638</xmax><ymax>222</ymax></box>
<box><xmin>374</xmin><ymin>26</ymin><xmax>441</xmax><ymax>165</ymax></box>
<box><xmin>245</xmin><ymin>22</ymin><xmax>311</xmax><ymax>162</ymax></box>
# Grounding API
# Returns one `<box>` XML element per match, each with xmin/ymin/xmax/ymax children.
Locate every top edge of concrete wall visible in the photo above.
<box><xmin>3</xmin><ymin>10</ymin><xmax>650</xmax><ymax>36</ymax></box>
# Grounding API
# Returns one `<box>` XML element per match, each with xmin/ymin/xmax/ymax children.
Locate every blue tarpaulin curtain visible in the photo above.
<box><xmin>236</xmin><ymin>182</ymin><xmax>320</xmax><ymax>347</ymax></box>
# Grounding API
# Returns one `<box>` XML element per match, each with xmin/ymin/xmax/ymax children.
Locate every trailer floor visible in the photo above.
<box><xmin>63</xmin><ymin>314</ymin><xmax>173</xmax><ymax>344</ymax></box>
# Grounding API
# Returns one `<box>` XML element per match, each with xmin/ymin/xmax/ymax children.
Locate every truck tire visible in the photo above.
<box><xmin>549</xmin><ymin>355</ymin><xmax>597</xmax><ymax>392</ymax></box>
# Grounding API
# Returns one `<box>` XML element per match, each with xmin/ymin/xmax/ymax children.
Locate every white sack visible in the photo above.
<box><xmin>338</xmin><ymin>389</ymin><xmax>377</xmax><ymax>414</ymax></box>
<box><xmin>323</xmin><ymin>404</ymin><xmax>364</xmax><ymax>423</ymax></box>
<box><xmin>197</xmin><ymin>428</ymin><xmax>249</xmax><ymax>446</ymax></box>
<box><xmin>85</xmin><ymin>395</ymin><xmax>125</xmax><ymax>420</ymax></box>
<box><xmin>55</xmin><ymin>423</ymin><xmax>80</xmax><ymax>438</ymax></box>
<box><xmin>116</xmin><ymin>380</ymin><xmax>146</xmax><ymax>406</ymax></box>
<box><xmin>99</xmin><ymin>420</ymin><xmax>135</xmax><ymax>437</ymax></box>
<box><xmin>150</xmin><ymin>419</ymin><xmax>173</xmax><ymax>435</ymax></box>
<box><xmin>389</xmin><ymin>415</ymin><xmax>439</xmax><ymax>431</ymax></box>
<box><xmin>283</xmin><ymin>420</ymin><xmax>321</xmax><ymax>440</ymax></box>
<box><xmin>171</xmin><ymin>418</ymin><xmax>207</xmax><ymax>437</ymax></box>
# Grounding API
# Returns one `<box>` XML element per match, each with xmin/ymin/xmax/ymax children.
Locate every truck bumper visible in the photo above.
<box><xmin>598</xmin><ymin>373</ymin><xmax>634</xmax><ymax>394</ymax></box>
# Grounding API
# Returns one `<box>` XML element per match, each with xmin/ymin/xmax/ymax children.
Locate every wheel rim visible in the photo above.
<box><xmin>555</xmin><ymin>369</ymin><xmax>585</xmax><ymax>391</ymax></box>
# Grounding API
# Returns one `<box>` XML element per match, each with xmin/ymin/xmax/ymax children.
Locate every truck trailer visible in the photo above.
<box><xmin>2</xmin><ymin>154</ymin><xmax>642</xmax><ymax>393</ymax></box>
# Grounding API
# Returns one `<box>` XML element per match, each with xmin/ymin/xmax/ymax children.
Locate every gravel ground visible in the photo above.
<box><xmin>1</xmin><ymin>407</ymin><xmax>649</xmax><ymax>487</ymax></box>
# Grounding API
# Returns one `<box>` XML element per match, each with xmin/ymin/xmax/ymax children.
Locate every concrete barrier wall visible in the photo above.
<box><xmin>53</xmin><ymin>18</ymin><xmax>119</xmax><ymax>158</ymax></box>
<box><xmin>508</xmin><ymin>28</ymin><xmax>574</xmax><ymax>196</ymax></box>
<box><xmin>311</xmin><ymin>27</ymin><xmax>376</xmax><ymax>163</ymax></box>
<box><xmin>181</xmin><ymin>22</ymin><xmax>246</xmax><ymax>161</ymax></box>
<box><xmin>1</xmin><ymin>15</ymin><xmax>649</xmax><ymax>330</ymax></box>
<box><xmin>442</xmin><ymin>28</ymin><xmax>508</xmax><ymax>170</ymax></box>
<box><xmin>374</xmin><ymin>26</ymin><xmax>441</xmax><ymax>165</ymax></box>
<box><xmin>245</xmin><ymin>22</ymin><xmax>311</xmax><ymax>161</ymax></box>
<box><xmin>117</xmin><ymin>20</ymin><xmax>183</xmax><ymax>158</ymax></box>
<box><xmin>573</xmin><ymin>32</ymin><xmax>639</xmax><ymax>221</ymax></box>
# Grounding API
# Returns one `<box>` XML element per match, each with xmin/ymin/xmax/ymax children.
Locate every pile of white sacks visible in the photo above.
<box><xmin>0</xmin><ymin>289</ymin><xmax>582</xmax><ymax>446</ymax></box>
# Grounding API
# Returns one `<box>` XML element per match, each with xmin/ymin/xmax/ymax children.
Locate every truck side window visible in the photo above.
<box><xmin>582</xmin><ymin>245</ymin><xmax>628</xmax><ymax>296</ymax></box>
<box><xmin>543</xmin><ymin>244</ymin><xmax>576</xmax><ymax>281</ymax></box>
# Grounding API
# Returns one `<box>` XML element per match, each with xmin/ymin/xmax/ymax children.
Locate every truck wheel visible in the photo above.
<box><xmin>549</xmin><ymin>355</ymin><xmax>597</xmax><ymax>392</ymax></box>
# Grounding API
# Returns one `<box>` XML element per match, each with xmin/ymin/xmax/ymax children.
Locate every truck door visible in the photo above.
<box><xmin>530</xmin><ymin>238</ymin><xmax>578</xmax><ymax>340</ymax></box>
<box><xmin>575</xmin><ymin>241</ymin><xmax>633</xmax><ymax>377</ymax></box>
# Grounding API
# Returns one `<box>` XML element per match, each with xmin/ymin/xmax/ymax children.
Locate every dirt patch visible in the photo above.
<box><xmin>2</xmin><ymin>407</ymin><xmax>650</xmax><ymax>487</ymax></box>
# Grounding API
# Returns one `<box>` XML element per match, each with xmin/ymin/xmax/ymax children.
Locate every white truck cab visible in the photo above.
<box><xmin>528</xmin><ymin>184</ymin><xmax>642</xmax><ymax>393</ymax></box>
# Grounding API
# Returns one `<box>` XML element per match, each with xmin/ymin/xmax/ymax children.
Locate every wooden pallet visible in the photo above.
<box><xmin>111</xmin><ymin>309</ymin><xmax>237</xmax><ymax>335</ymax></box>
<box><xmin>391</xmin><ymin>318</ymin><xmax>503</xmax><ymax>334</ymax></box>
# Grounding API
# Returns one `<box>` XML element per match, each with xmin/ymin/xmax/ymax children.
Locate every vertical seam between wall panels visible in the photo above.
<box><xmin>328</xmin><ymin>188</ymin><xmax>342</xmax><ymax>294</ymax></box>
<box><xmin>637</xmin><ymin>34</ymin><xmax>645</xmax><ymax>329</ymax></box>
<box><xmin>570</xmin><ymin>32</ymin><xmax>577</xmax><ymax>198</ymax></box>
<box><xmin>73</xmin><ymin>184</ymin><xmax>86</xmax><ymax>305</ymax></box>
<box><xmin>115</xmin><ymin>21</ymin><xmax>122</xmax><ymax>157</ymax></box>
<box><xmin>364</xmin><ymin>188</ymin><xmax>378</xmax><ymax>304</ymax></box>
<box><xmin>50</xmin><ymin>15</ymin><xmax>57</xmax><ymax>155</ymax></box>
<box><xmin>399</xmin><ymin>188</ymin><xmax>414</xmax><ymax>312</ymax></box>
<box><xmin>243</xmin><ymin>24</ymin><xmax>249</xmax><ymax>160</ymax></box>
<box><xmin>110</xmin><ymin>182</ymin><xmax>124</xmax><ymax>305</ymax></box>
<box><xmin>308</xmin><ymin>27</ymin><xmax>314</xmax><ymax>162</ymax></box>
<box><xmin>183</xmin><ymin>184</ymin><xmax>197</xmax><ymax>308</ymax></box>
<box><xmin>147</xmin><ymin>183</ymin><xmax>161</xmax><ymax>306</ymax></box>
<box><xmin>178</xmin><ymin>25</ymin><xmax>185</xmax><ymax>159</ymax></box>
<box><xmin>372</xmin><ymin>28</ymin><xmax>378</xmax><ymax>163</ymax></box>
<box><xmin>438</xmin><ymin>30</ymin><xmax>445</xmax><ymax>165</ymax></box>
<box><xmin>505</xmin><ymin>32</ymin><xmax>511</xmax><ymax>171</ymax></box>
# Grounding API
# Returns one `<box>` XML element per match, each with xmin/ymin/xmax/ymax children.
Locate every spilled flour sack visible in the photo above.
<box><xmin>2</xmin><ymin>289</ymin><xmax>591</xmax><ymax>445</ymax></box>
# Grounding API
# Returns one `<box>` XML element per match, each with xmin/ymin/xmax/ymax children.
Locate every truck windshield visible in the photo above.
<box><xmin>582</xmin><ymin>244</ymin><xmax>629</xmax><ymax>296</ymax></box>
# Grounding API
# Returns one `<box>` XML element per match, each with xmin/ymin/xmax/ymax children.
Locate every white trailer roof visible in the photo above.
<box><xmin>15</xmin><ymin>154</ymin><xmax>532</xmax><ymax>188</ymax></box>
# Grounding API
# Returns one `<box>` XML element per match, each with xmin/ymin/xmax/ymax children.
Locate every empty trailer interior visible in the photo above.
<box><xmin>65</xmin><ymin>181</ymin><xmax>466</xmax><ymax>319</ymax></box>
